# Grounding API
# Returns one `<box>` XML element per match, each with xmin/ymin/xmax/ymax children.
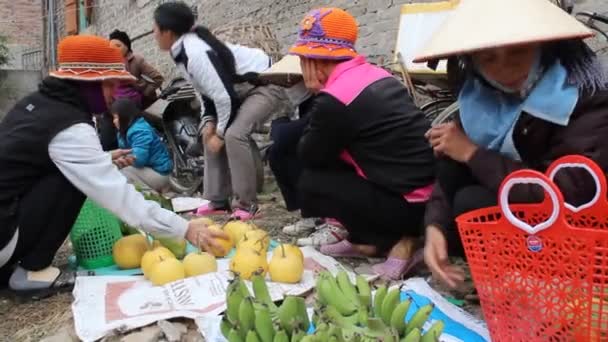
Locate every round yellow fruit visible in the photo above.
<box><xmin>183</xmin><ymin>251</ymin><xmax>217</xmax><ymax>277</ymax></box>
<box><xmin>229</xmin><ymin>248</ymin><xmax>268</xmax><ymax>280</ymax></box>
<box><xmin>281</xmin><ymin>244</ymin><xmax>304</xmax><ymax>263</ymax></box>
<box><xmin>238</xmin><ymin>237</ymin><xmax>267</xmax><ymax>255</ymax></box>
<box><xmin>141</xmin><ymin>247</ymin><xmax>176</xmax><ymax>279</ymax></box>
<box><xmin>224</xmin><ymin>220</ymin><xmax>254</xmax><ymax>245</ymax></box>
<box><xmin>239</xmin><ymin>229</ymin><xmax>270</xmax><ymax>251</ymax></box>
<box><xmin>191</xmin><ymin>217</ymin><xmax>215</xmax><ymax>226</ymax></box>
<box><xmin>269</xmin><ymin>245</ymin><xmax>304</xmax><ymax>284</ymax></box>
<box><xmin>113</xmin><ymin>234</ymin><xmax>149</xmax><ymax>269</ymax></box>
<box><xmin>149</xmin><ymin>257</ymin><xmax>186</xmax><ymax>286</ymax></box>
<box><xmin>207</xmin><ymin>224</ymin><xmax>234</xmax><ymax>257</ymax></box>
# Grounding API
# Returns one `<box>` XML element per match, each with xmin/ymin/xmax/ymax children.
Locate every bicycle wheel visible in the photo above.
<box><xmin>431</xmin><ymin>101</ymin><xmax>459</xmax><ymax>127</ymax></box>
<box><xmin>421</xmin><ymin>99</ymin><xmax>455</xmax><ymax>123</ymax></box>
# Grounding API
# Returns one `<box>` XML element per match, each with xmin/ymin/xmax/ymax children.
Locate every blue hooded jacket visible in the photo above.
<box><xmin>117</xmin><ymin>117</ymin><xmax>173</xmax><ymax>175</ymax></box>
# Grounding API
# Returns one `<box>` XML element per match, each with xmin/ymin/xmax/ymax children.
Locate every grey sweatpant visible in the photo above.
<box><xmin>204</xmin><ymin>84</ymin><xmax>291</xmax><ymax>209</ymax></box>
<box><xmin>121</xmin><ymin>166</ymin><xmax>170</xmax><ymax>193</ymax></box>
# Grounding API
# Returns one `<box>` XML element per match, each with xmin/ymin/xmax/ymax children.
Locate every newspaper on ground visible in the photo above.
<box><xmin>72</xmin><ymin>247</ymin><xmax>361</xmax><ymax>341</ymax></box>
<box><xmin>170</xmin><ymin>197</ymin><xmax>209</xmax><ymax>213</ymax></box>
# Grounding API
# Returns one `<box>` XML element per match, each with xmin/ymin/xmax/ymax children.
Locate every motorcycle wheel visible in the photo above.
<box><xmin>168</xmin><ymin>153</ymin><xmax>204</xmax><ymax>196</ymax></box>
<box><xmin>169</xmin><ymin>175</ymin><xmax>202</xmax><ymax>196</ymax></box>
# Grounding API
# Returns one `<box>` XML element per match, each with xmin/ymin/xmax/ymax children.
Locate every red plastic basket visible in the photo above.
<box><xmin>456</xmin><ymin>155</ymin><xmax>608</xmax><ymax>341</ymax></box>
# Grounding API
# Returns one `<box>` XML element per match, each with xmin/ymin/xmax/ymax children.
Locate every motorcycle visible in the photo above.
<box><xmin>142</xmin><ymin>76</ymin><xmax>265</xmax><ymax>195</ymax></box>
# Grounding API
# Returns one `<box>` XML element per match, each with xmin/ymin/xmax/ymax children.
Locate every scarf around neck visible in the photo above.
<box><xmin>459</xmin><ymin>61</ymin><xmax>579</xmax><ymax>161</ymax></box>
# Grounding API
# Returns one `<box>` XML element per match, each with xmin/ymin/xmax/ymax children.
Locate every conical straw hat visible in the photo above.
<box><xmin>259</xmin><ymin>55</ymin><xmax>303</xmax><ymax>86</ymax></box>
<box><xmin>414</xmin><ymin>0</ymin><xmax>593</xmax><ymax>63</ymax></box>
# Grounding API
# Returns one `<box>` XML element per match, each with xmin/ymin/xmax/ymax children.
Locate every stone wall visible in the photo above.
<box><xmin>53</xmin><ymin>0</ymin><xmax>608</xmax><ymax>81</ymax></box>
<box><xmin>57</xmin><ymin>0</ymin><xmax>440</xmax><ymax>80</ymax></box>
<box><xmin>0</xmin><ymin>0</ymin><xmax>44</xmax><ymax>70</ymax></box>
<box><xmin>0</xmin><ymin>70</ymin><xmax>42</xmax><ymax>120</ymax></box>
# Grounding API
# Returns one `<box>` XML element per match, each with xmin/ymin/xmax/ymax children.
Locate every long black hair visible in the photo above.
<box><xmin>111</xmin><ymin>98</ymin><xmax>141</xmax><ymax>140</ymax></box>
<box><xmin>154</xmin><ymin>2</ymin><xmax>237</xmax><ymax>77</ymax></box>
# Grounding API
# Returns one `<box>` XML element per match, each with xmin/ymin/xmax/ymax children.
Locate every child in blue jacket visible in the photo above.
<box><xmin>111</xmin><ymin>98</ymin><xmax>173</xmax><ymax>192</ymax></box>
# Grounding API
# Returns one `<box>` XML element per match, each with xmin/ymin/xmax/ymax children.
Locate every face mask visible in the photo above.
<box><xmin>475</xmin><ymin>48</ymin><xmax>543</xmax><ymax>98</ymax></box>
<box><xmin>78</xmin><ymin>81</ymin><xmax>108</xmax><ymax>114</ymax></box>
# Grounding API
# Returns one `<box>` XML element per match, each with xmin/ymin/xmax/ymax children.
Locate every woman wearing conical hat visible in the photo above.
<box><xmin>417</xmin><ymin>0</ymin><xmax>608</xmax><ymax>288</ymax></box>
<box><xmin>0</xmin><ymin>35</ymin><xmax>226</xmax><ymax>297</ymax></box>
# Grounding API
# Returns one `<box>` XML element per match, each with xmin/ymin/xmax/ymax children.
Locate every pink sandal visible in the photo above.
<box><xmin>195</xmin><ymin>203</ymin><xmax>229</xmax><ymax>216</ymax></box>
<box><xmin>319</xmin><ymin>240</ymin><xmax>366</xmax><ymax>258</ymax></box>
<box><xmin>230</xmin><ymin>208</ymin><xmax>261</xmax><ymax>221</ymax></box>
<box><xmin>372</xmin><ymin>249</ymin><xmax>424</xmax><ymax>280</ymax></box>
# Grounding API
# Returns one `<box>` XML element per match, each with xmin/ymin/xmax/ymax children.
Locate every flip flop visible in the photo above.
<box><xmin>372</xmin><ymin>249</ymin><xmax>425</xmax><ymax>281</ymax></box>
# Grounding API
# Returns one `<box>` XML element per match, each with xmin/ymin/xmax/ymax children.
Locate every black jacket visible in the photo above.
<box><xmin>299</xmin><ymin>75</ymin><xmax>435</xmax><ymax>195</ymax></box>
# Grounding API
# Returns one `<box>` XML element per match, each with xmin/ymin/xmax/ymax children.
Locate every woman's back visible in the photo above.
<box><xmin>118</xmin><ymin>117</ymin><xmax>173</xmax><ymax>175</ymax></box>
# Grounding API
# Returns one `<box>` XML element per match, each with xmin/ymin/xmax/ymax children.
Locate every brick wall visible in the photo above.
<box><xmin>52</xmin><ymin>0</ymin><xmax>608</xmax><ymax>82</ymax></box>
<box><xmin>0</xmin><ymin>0</ymin><xmax>43</xmax><ymax>70</ymax></box>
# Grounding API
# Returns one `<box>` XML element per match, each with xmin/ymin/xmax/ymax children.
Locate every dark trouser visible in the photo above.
<box><xmin>0</xmin><ymin>171</ymin><xmax>85</xmax><ymax>284</ymax></box>
<box><xmin>437</xmin><ymin>158</ymin><xmax>496</xmax><ymax>257</ymax></box>
<box><xmin>298</xmin><ymin>168</ymin><xmax>426</xmax><ymax>253</ymax></box>
<box><xmin>268</xmin><ymin>117</ymin><xmax>309</xmax><ymax>211</ymax></box>
<box><xmin>97</xmin><ymin>112</ymin><xmax>118</xmax><ymax>151</ymax></box>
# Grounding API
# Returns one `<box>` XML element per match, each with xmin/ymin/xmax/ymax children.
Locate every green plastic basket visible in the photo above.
<box><xmin>70</xmin><ymin>199</ymin><xmax>123</xmax><ymax>270</ymax></box>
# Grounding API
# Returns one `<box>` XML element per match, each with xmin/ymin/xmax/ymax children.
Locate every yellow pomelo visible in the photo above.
<box><xmin>206</xmin><ymin>224</ymin><xmax>234</xmax><ymax>257</ymax></box>
<box><xmin>113</xmin><ymin>234</ymin><xmax>149</xmax><ymax>269</ymax></box>
<box><xmin>141</xmin><ymin>246</ymin><xmax>176</xmax><ymax>279</ymax></box>
<box><xmin>229</xmin><ymin>248</ymin><xmax>268</xmax><ymax>280</ymax></box>
<box><xmin>149</xmin><ymin>257</ymin><xmax>186</xmax><ymax>286</ymax></box>
<box><xmin>183</xmin><ymin>251</ymin><xmax>218</xmax><ymax>277</ymax></box>
<box><xmin>269</xmin><ymin>244</ymin><xmax>304</xmax><ymax>284</ymax></box>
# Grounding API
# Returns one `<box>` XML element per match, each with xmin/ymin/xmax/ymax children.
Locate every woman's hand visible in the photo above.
<box><xmin>111</xmin><ymin>149</ymin><xmax>135</xmax><ymax>169</ymax></box>
<box><xmin>425</xmin><ymin>123</ymin><xmax>478</xmax><ymax>163</ymax></box>
<box><xmin>424</xmin><ymin>225</ymin><xmax>466</xmax><ymax>289</ymax></box>
<box><xmin>201</xmin><ymin>122</ymin><xmax>216</xmax><ymax>145</ymax></box>
<box><xmin>301</xmin><ymin>58</ymin><xmax>324</xmax><ymax>94</ymax></box>
<box><xmin>207</xmin><ymin>134</ymin><xmax>225</xmax><ymax>154</ymax></box>
<box><xmin>185</xmin><ymin>218</ymin><xmax>230</xmax><ymax>251</ymax></box>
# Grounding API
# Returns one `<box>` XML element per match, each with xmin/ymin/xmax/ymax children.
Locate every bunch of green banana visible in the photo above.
<box><xmin>222</xmin><ymin>275</ymin><xmax>311</xmax><ymax>342</ymax></box>
<box><xmin>315</xmin><ymin>270</ymin><xmax>372</xmax><ymax>325</ymax></box>
<box><xmin>313</xmin><ymin>272</ymin><xmax>446</xmax><ymax>342</ymax></box>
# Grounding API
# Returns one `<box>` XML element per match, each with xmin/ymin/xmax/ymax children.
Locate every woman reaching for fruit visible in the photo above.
<box><xmin>0</xmin><ymin>35</ymin><xmax>226</xmax><ymax>298</ymax></box>
<box><xmin>416</xmin><ymin>0</ymin><xmax>608</xmax><ymax>288</ymax></box>
<box><xmin>289</xmin><ymin>8</ymin><xmax>435</xmax><ymax>280</ymax></box>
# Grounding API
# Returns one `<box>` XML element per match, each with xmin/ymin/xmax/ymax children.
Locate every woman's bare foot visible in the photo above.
<box><xmin>320</xmin><ymin>240</ymin><xmax>376</xmax><ymax>258</ymax></box>
<box><xmin>372</xmin><ymin>238</ymin><xmax>424</xmax><ymax>280</ymax></box>
<box><xmin>388</xmin><ymin>238</ymin><xmax>416</xmax><ymax>259</ymax></box>
<box><xmin>351</xmin><ymin>243</ymin><xmax>378</xmax><ymax>257</ymax></box>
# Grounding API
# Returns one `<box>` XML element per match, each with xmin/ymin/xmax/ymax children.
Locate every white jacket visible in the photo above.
<box><xmin>170</xmin><ymin>33</ymin><xmax>271</xmax><ymax>137</ymax></box>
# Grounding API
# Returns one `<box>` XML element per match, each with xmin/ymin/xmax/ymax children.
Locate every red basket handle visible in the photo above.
<box><xmin>545</xmin><ymin>155</ymin><xmax>606</xmax><ymax>213</ymax></box>
<box><xmin>499</xmin><ymin>169</ymin><xmax>565</xmax><ymax>235</ymax></box>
